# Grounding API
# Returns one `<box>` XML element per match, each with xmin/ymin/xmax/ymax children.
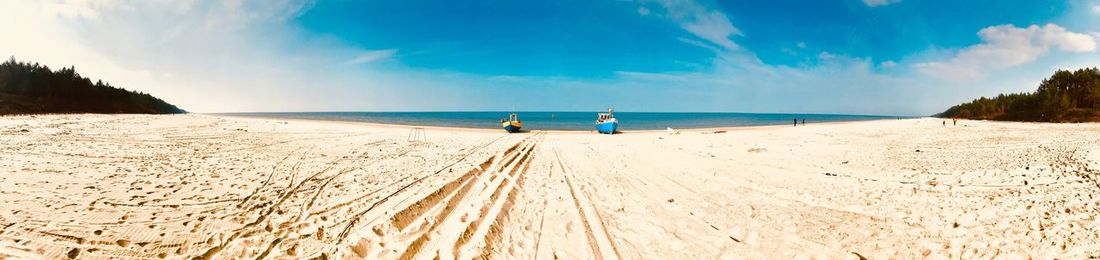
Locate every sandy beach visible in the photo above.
<box><xmin>1</xmin><ymin>114</ymin><xmax>1099</xmax><ymax>259</ymax></box>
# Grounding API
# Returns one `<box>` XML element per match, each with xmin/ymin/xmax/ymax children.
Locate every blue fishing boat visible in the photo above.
<box><xmin>595</xmin><ymin>108</ymin><xmax>618</xmax><ymax>134</ymax></box>
<box><xmin>501</xmin><ymin>112</ymin><xmax>522</xmax><ymax>133</ymax></box>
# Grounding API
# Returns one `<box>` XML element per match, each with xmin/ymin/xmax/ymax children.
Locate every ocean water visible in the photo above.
<box><xmin>218</xmin><ymin>112</ymin><xmax>901</xmax><ymax>131</ymax></box>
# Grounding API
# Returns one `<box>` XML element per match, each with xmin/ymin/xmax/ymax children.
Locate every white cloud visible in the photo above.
<box><xmin>0</xmin><ymin>0</ymin><xmax>436</xmax><ymax>112</ymax></box>
<box><xmin>346</xmin><ymin>49</ymin><xmax>397</xmax><ymax>65</ymax></box>
<box><xmin>637</xmin><ymin>6</ymin><xmax>651</xmax><ymax>16</ymax></box>
<box><xmin>676</xmin><ymin>37</ymin><xmax>723</xmax><ymax>53</ymax></box>
<box><xmin>1092</xmin><ymin>4</ymin><xmax>1100</xmax><ymax>15</ymax></box>
<box><xmin>622</xmin><ymin>2</ymin><xmax>1100</xmax><ymax>115</ymax></box>
<box><xmin>862</xmin><ymin>0</ymin><xmax>901</xmax><ymax>7</ymax></box>
<box><xmin>797</xmin><ymin>42</ymin><xmax>807</xmax><ymax>49</ymax></box>
<box><xmin>914</xmin><ymin>24</ymin><xmax>1097</xmax><ymax>80</ymax></box>
<box><xmin>654</xmin><ymin>0</ymin><xmax>742</xmax><ymax>50</ymax></box>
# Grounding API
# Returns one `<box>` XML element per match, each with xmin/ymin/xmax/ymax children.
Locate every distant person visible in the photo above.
<box><xmin>943</xmin><ymin>120</ymin><xmax>945</xmax><ymax>126</ymax></box>
<box><xmin>793</xmin><ymin>119</ymin><xmax>797</xmax><ymax>127</ymax></box>
<box><xmin>801</xmin><ymin>119</ymin><xmax>805</xmax><ymax>125</ymax></box>
<box><xmin>953</xmin><ymin>119</ymin><xmax>957</xmax><ymax>126</ymax></box>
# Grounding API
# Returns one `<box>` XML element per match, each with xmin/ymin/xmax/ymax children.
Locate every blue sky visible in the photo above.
<box><xmin>2</xmin><ymin>0</ymin><xmax>1099</xmax><ymax>115</ymax></box>
<box><xmin>297</xmin><ymin>0</ymin><xmax>1069</xmax><ymax>75</ymax></box>
<box><xmin>297</xmin><ymin>0</ymin><xmax>712</xmax><ymax>77</ymax></box>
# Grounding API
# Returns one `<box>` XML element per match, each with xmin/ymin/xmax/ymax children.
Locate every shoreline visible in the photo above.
<box><xmin>206</xmin><ymin>113</ymin><xmax>910</xmax><ymax>134</ymax></box>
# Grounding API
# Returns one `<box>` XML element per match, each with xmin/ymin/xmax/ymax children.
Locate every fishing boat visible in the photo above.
<box><xmin>595</xmin><ymin>108</ymin><xmax>618</xmax><ymax>134</ymax></box>
<box><xmin>501</xmin><ymin>112</ymin><xmax>522</xmax><ymax>133</ymax></box>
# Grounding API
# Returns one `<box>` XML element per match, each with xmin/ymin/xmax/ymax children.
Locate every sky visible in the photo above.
<box><xmin>1</xmin><ymin>0</ymin><xmax>1099</xmax><ymax>115</ymax></box>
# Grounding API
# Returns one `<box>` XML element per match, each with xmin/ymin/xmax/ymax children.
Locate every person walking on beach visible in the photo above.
<box><xmin>801</xmin><ymin>119</ymin><xmax>805</xmax><ymax>125</ymax></box>
<box><xmin>953</xmin><ymin>118</ymin><xmax>957</xmax><ymax>126</ymax></box>
<box><xmin>794</xmin><ymin>119</ymin><xmax>797</xmax><ymax>127</ymax></box>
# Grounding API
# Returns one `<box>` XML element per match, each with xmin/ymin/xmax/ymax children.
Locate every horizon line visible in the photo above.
<box><xmin>204</xmin><ymin>110</ymin><xmax>919</xmax><ymax>118</ymax></box>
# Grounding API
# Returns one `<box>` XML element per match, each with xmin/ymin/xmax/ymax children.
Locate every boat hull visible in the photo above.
<box><xmin>595</xmin><ymin>121</ymin><xmax>618</xmax><ymax>134</ymax></box>
<box><xmin>503</xmin><ymin>121</ymin><xmax>522</xmax><ymax>133</ymax></box>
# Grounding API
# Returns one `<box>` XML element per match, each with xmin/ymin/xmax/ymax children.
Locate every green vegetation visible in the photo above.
<box><xmin>0</xmin><ymin>57</ymin><xmax>184</xmax><ymax>115</ymax></box>
<box><xmin>938</xmin><ymin>67</ymin><xmax>1100</xmax><ymax>122</ymax></box>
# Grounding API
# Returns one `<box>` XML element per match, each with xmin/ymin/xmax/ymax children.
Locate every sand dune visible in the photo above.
<box><xmin>1</xmin><ymin>114</ymin><xmax>1099</xmax><ymax>259</ymax></box>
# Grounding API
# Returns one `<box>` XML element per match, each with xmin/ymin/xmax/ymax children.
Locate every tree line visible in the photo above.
<box><xmin>0</xmin><ymin>57</ymin><xmax>184</xmax><ymax>115</ymax></box>
<box><xmin>938</xmin><ymin>67</ymin><xmax>1100</xmax><ymax>122</ymax></box>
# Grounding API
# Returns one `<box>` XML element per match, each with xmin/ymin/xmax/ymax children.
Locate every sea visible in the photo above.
<box><xmin>217</xmin><ymin>112</ymin><xmax>902</xmax><ymax>131</ymax></box>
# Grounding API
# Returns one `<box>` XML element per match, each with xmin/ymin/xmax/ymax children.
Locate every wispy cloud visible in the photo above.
<box><xmin>862</xmin><ymin>0</ymin><xmax>901</xmax><ymax>7</ymax></box>
<box><xmin>621</xmin><ymin>1</ymin><xmax>1100</xmax><ymax>115</ymax></box>
<box><xmin>914</xmin><ymin>24</ymin><xmax>1097</xmax><ymax>80</ymax></box>
<box><xmin>676</xmin><ymin>37</ymin><xmax>722</xmax><ymax>53</ymax></box>
<box><xmin>0</xmin><ymin>0</ymin><xmax>433</xmax><ymax>112</ymax></box>
<box><xmin>346</xmin><ymin>49</ymin><xmax>397</xmax><ymax>65</ymax></box>
<box><xmin>653</xmin><ymin>0</ymin><xmax>742</xmax><ymax>50</ymax></box>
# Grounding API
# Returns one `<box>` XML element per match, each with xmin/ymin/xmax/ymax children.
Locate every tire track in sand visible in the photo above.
<box><xmin>328</xmin><ymin>134</ymin><xmax>513</xmax><ymax>246</ymax></box>
<box><xmin>196</xmin><ymin>143</ymin><xmax>391</xmax><ymax>259</ymax></box>
<box><xmin>554</xmin><ymin>147</ymin><xmax>621</xmax><ymax>260</ymax></box>
<box><xmin>453</xmin><ymin>134</ymin><xmax>539</xmax><ymax>259</ymax></box>
<box><xmin>344</xmin><ymin>133</ymin><xmax>543</xmax><ymax>259</ymax></box>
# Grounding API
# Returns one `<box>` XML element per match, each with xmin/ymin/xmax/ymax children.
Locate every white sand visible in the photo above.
<box><xmin>1</xmin><ymin>114</ymin><xmax>1099</xmax><ymax>259</ymax></box>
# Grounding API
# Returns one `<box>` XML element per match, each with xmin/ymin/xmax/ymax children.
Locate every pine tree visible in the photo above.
<box><xmin>0</xmin><ymin>57</ymin><xmax>185</xmax><ymax>114</ymax></box>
